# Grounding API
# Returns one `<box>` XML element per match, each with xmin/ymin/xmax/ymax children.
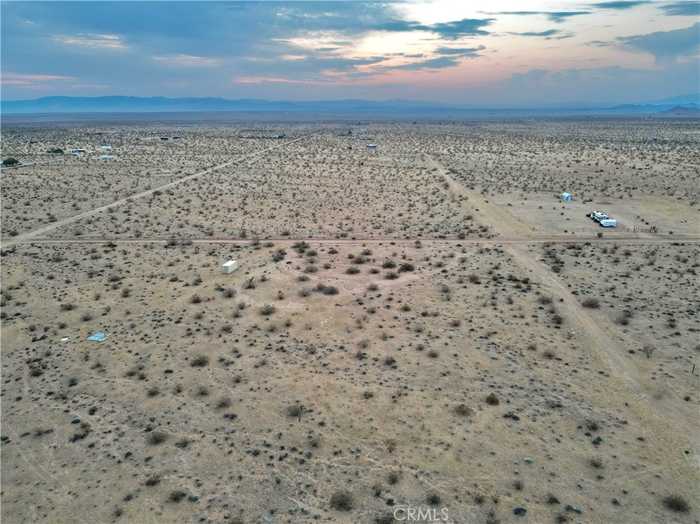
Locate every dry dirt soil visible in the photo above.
<box><xmin>1</xmin><ymin>119</ymin><xmax>698</xmax><ymax>524</ymax></box>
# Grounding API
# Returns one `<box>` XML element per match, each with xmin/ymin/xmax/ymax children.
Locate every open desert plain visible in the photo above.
<box><xmin>1</xmin><ymin>117</ymin><xmax>699</xmax><ymax>524</ymax></box>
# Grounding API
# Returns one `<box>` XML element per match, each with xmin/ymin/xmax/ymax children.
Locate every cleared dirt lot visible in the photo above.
<box><xmin>1</xmin><ymin>119</ymin><xmax>699</xmax><ymax>523</ymax></box>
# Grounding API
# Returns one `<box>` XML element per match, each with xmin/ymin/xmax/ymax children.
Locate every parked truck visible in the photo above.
<box><xmin>587</xmin><ymin>210</ymin><xmax>617</xmax><ymax>228</ymax></box>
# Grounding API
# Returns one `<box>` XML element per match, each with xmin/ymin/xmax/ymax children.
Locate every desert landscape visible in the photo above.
<box><xmin>1</xmin><ymin>118</ymin><xmax>698</xmax><ymax>524</ymax></box>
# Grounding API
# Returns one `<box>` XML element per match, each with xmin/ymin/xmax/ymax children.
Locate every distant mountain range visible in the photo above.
<box><xmin>2</xmin><ymin>94</ymin><xmax>699</xmax><ymax>115</ymax></box>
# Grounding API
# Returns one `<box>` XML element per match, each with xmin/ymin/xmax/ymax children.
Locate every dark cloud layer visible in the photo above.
<box><xmin>1</xmin><ymin>1</ymin><xmax>698</xmax><ymax>104</ymax></box>
<box><xmin>619</xmin><ymin>22</ymin><xmax>700</xmax><ymax>62</ymax></box>
<box><xmin>659</xmin><ymin>1</ymin><xmax>700</xmax><ymax>16</ymax></box>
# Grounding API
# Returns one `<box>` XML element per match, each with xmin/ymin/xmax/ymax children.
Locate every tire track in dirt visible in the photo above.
<box><xmin>425</xmin><ymin>153</ymin><xmax>700</xmax><ymax>472</ymax></box>
<box><xmin>1</xmin><ymin>133</ymin><xmax>314</xmax><ymax>248</ymax></box>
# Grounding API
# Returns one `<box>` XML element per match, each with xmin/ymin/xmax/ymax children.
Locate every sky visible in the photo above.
<box><xmin>1</xmin><ymin>0</ymin><xmax>699</xmax><ymax>106</ymax></box>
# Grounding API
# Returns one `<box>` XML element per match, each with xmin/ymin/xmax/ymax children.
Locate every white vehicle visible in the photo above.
<box><xmin>588</xmin><ymin>210</ymin><xmax>617</xmax><ymax>227</ymax></box>
<box><xmin>588</xmin><ymin>211</ymin><xmax>608</xmax><ymax>222</ymax></box>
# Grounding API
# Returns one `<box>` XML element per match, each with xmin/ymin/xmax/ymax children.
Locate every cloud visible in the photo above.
<box><xmin>501</xmin><ymin>61</ymin><xmax>700</xmax><ymax>105</ymax></box>
<box><xmin>659</xmin><ymin>1</ymin><xmax>700</xmax><ymax>16</ymax></box>
<box><xmin>509</xmin><ymin>29</ymin><xmax>561</xmax><ymax>37</ymax></box>
<box><xmin>429</xmin><ymin>18</ymin><xmax>494</xmax><ymax>38</ymax></box>
<box><xmin>484</xmin><ymin>11</ymin><xmax>590</xmax><ymax>23</ymax></box>
<box><xmin>618</xmin><ymin>22</ymin><xmax>700</xmax><ymax>62</ymax></box>
<box><xmin>390</xmin><ymin>56</ymin><xmax>461</xmax><ymax>71</ymax></box>
<box><xmin>233</xmin><ymin>76</ymin><xmax>326</xmax><ymax>85</ymax></box>
<box><xmin>434</xmin><ymin>46</ymin><xmax>485</xmax><ymax>56</ymax></box>
<box><xmin>590</xmin><ymin>1</ymin><xmax>650</xmax><ymax>9</ymax></box>
<box><xmin>152</xmin><ymin>54</ymin><xmax>222</xmax><ymax>67</ymax></box>
<box><xmin>376</xmin><ymin>18</ymin><xmax>493</xmax><ymax>38</ymax></box>
<box><xmin>0</xmin><ymin>72</ymin><xmax>75</xmax><ymax>86</ymax></box>
<box><xmin>52</xmin><ymin>33</ymin><xmax>127</xmax><ymax>50</ymax></box>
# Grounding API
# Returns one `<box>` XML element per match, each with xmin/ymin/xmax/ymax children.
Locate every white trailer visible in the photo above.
<box><xmin>222</xmin><ymin>260</ymin><xmax>239</xmax><ymax>274</ymax></box>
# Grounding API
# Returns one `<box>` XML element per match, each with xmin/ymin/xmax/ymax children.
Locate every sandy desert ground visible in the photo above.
<box><xmin>1</xmin><ymin>118</ymin><xmax>698</xmax><ymax>524</ymax></box>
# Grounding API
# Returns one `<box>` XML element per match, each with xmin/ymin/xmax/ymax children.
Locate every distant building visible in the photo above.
<box><xmin>99</xmin><ymin>145</ymin><xmax>112</xmax><ymax>151</ymax></box>
<box><xmin>222</xmin><ymin>260</ymin><xmax>239</xmax><ymax>274</ymax></box>
<box><xmin>367</xmin><ymin>143</ymin><xmax>377</xmax><ymax>152</ymax></box>
<box><xmin>561</xmin><ymin>192</ymin><xmax>572</xmax><ymax>202</ymax></box>
<box><xmin>99</xmin><ymin>154</ymin><xmax>115</xmax><ymax>161</ymax></box>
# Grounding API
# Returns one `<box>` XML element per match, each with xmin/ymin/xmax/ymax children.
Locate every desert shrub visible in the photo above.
<box><xmin>426</xmin><ymin>493</ymin><xmax>441</xmax><ymax>506</ymax></box>
<box><xmin>292</xmin><ymin>241</ymin><xmax>309</xmax><ymax>253</ymax></box>
<box><xmin>662</xmin><ymin>495</ymin><xmax>689</xmax><ymax>513</ymax></box>
<box><xmin>399</xmin><ymin>263</ymin><xmax>415</xmax><ymax>272</ymax></box>
<box><xmin>582</xmin><ymin>297</ymin><xmax>600</xmax><ymax>308</ymax></box>
<box><xmin>614</xmin><ymin>310</ymin><xmax>632</xmax><ymax>325</ymax></box>
<box><xmin>216</xmin><ymin>397</ymin><xmax>232</xmax><ymax>409</ymax></box>
<box><xmin>546</xmin><ymin>494</ymin><xmax>560</xmax><ymax>505</ymax></box>
<box><xmin>147</xmin><ymin>387</ymin><xmax>160</xmax><ymax>397</ymax></box>
<box><xmin>260</xmin><ymin>304</ymin><xmax>275</xmax><ymax>316</ymax></box>
<box><xmin>330</xmin><ymin>491</ymin><xmax>354</xmax><ymax>511</ymax></box>
<box><xmin>168</xmin><ymin>490</ymin><xmax>187</xmax><ymax>503</ymax></box>
<box><xmin>146</xmin><ymin>431</ymin><xmax>168</xmax><ymax>445</ymax></box>
<box><xmin>485</xmin><ymin>393</ymin><xmax>500</xmax><ymax>405</ymax></box>
<box><xmin>346</xmin><ymin>266</ymin><xmax>360</xmax><ymax>275</ymax></box>
<box><xmin>145</xmin><ymin>475</ymin><xmax>161</xmax><ymax>487</ymax></box>
<box><xmin>590</xmin><ymin>457</ymin><xmax>603</xmax><ymax>469</ymax></box>
<box><xmin>286</xmin><ymin>404</ymin><xmax>304</xmax><ymax>418</ymax></box>
<box><xmin>190</xmin><ymin>355</ymin><xmax>209</xmax><ymax>367</ymax></box>
<box><xmin>382</xmin><ymin>260</ymin><xmax>396</xmax><ymax>269</ymax></box>
<box><xmin>190</xmin><ymin>294</ymin><xmax>202</xmax><ymax>304</ymax></box>
<box><xmin>454</xmin><ymin>404</ymin><xmax>473</xmax><ymax>417</ymax></box>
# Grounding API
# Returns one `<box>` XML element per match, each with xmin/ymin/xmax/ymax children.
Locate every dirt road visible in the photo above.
<box><xmin>1</xmin><ymin>133</ymin><xmax>314</xmax><ymax>248</ymax></box>
<box><xmin>426</xmin><ymin>153</ymin><xmax>700</xmax><ymax>470</ymax></box>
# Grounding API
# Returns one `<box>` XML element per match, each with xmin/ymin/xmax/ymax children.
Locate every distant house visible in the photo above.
<box><xmin>367</xmin><ymin>143</ymin><xmax>377</xmax><ymax>152</ymax></box>
<box><xmin>561</xmin><ymin>192</ymin><xmax>572</xmax><ymax>202</ymax></box>
<box><xmin>99</xmin><ymin>154</ymin><xmax>114</xmax><ymax>161</ymax></box>
<box><xmin>69</xmin><ymin>148</ymin><xmax>86</xmax><ymax>156</ymax></box>
<box><xmin>99</xmin><ymin>145</ymin><xmax>112</xmax><ymax>151</ymax></box>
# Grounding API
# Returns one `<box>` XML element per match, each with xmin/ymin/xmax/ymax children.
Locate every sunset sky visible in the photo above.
<box><xmin>2</xmin><ymin>1</ymin><xmax>698</xmax><ymax>106</ymax></box>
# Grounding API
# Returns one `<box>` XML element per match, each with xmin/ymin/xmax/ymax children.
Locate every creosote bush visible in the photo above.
<box><xmin>260</xmin><ymin>304</ymin><xmax>275</xmax><ymax>316</ymax></box>
<box><xmin>190</xmin><ymin>355</ymin><xmax>209</xmax><ymax>367</ymax></box>
<box><xmin>662</xmin><ymin>495</ymin><xmax>689</xmax><ymax>513</ymax></box>
<box><xmin>330</xmin><ymin>491</ymin><xmax>354</xmax><ymax>511</ymax></box>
